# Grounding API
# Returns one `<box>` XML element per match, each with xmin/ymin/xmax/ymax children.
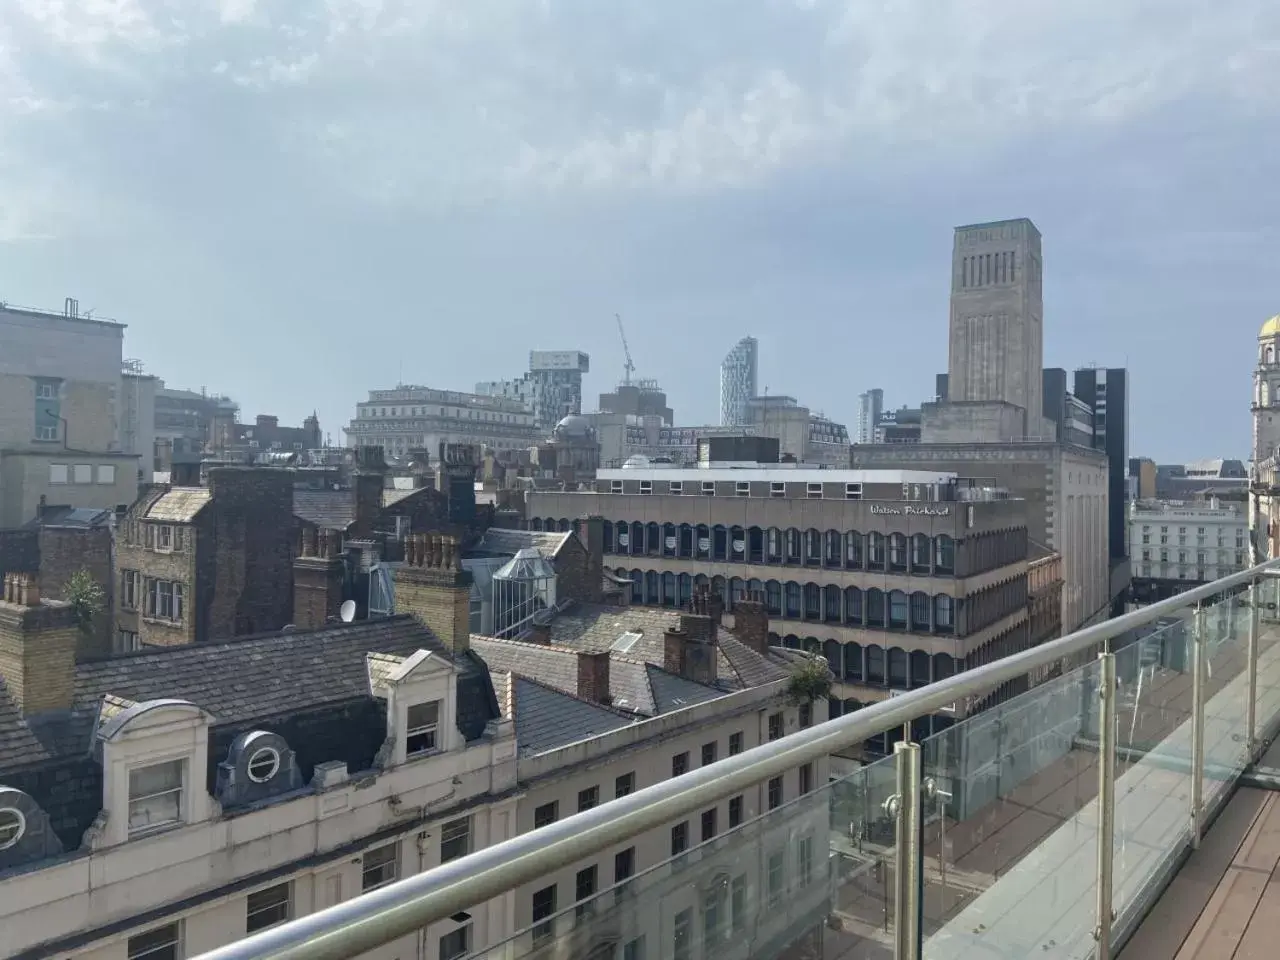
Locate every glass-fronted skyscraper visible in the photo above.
<box><xmin>719</xmin><ymin>336</ymin><xmax>759</xmax><ymax>426</ymax></box>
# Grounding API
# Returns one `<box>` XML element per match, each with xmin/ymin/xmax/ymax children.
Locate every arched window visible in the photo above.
<box><xmin>662</xmin><ymin>523</ymin><xmax>677</xmax><ymax>557</ymax></box>
<box><xmin>712</xmin><ymin>524</ymin><xmax>728</xmax><ymax>561</ymax></box>
<box><xmin>601</xmin><ymin>520</ymin><xmax>613</xmax><ymax>552</ymax></box>
<box><xmin>803</xmin><ymin>583</ymin><xmax>821</xmax><ymax>619</ymax></box>
<box><xmin>785</xmin><ymin>528</ymin><xmax>801</xmax><ymax>564</ymax></box>
<box><xmin>843</xmin><ymin>642</ymin><xmax>863</xmax><ymax>681</ymax></box>
<box><xmin>910</xmin><ymin>534</ymin><xmax>930</xmax><ymax>573</ymax></box>
<box><xmin>646</xmin><ymin>522</ymin><xmax>660</xmax><ymax>556</ymax></box>
<box><xmin>630</xmin><ymin>569</ymin><xmax>644</xmax><ymax>604</ymax></box>
<box><xmin>558</xmin><ymin>518</ymin><xmax>571</xmax><ymax>532</ymax></box>
<box><xmin>766</xmin><ymin>528</ymin><xmax>782</xmax><ymax>563</ymax></box>
<box><xmin>934</xmin><ymin>535</ymin><xmax>955</xmax><ymax>574</ymax></box>
<box><xmin>616</xmin><ymin>521</ymin><xmax>630</xmax><ymax>553</ymax></box>
<box><xmin>910</xmin><ymin>591</ymin><xmax>931</xmax><ymax>631</ymax></box>
<box><xmin>765</xmin><ymin>580</ymin><xmax>783</xmax><ymax>616</ymax></box>
<box><xmin>909</xmin><ymin>651</ymin><xmax>930</xmax><ymax>689</ymax></box>
<box><xmin>784</xmin><ymin>582</ymin><xmax>802</xmax><ymax>619</ymax></box>
<box><xmin>747</xmin><ymin>526</ymin><xmax>765</xmax><ymax>563</ymax></box>
<box><xmin>730</xmin><ymin>526</ymin><xmax>746</xmax><ymax>561</ymax></box>
<box><xmin>631</xmin><ymin>521</ymin><xmax>644</xmax><ymax>555</ymax></box>
<box><xmin>729</xmin><ymin>577</ymin><xmax>746</xmax><ymax>609</ymax></box>
<box><xmin>887</xmin><ymin>648</ymin><xmax>908</xmax><ymax>686</ymax></box>
<box><xmin>866</xmin><ymin>645</ymin><xmax>886</xmax><ymax>684</ymax></box>
<box><xmin>824</xmin><ymin>530</ymin><xmax>842</xmax><ymax>567</ymax></box>
<box><xmin>695</xmin><ymin>524</ymin><xmax>711</xmax><ymax>559</ymax></box>
<box><xmin>888</xmin><ymin>590</ymin><xmax>908</xmax><ymax>628</ymax></box>
<box><xmin>804</xmin><ymin>528</ymin><xmax>822</xmax><ymax>565</ymax></box>
<box><xmin>844</xmin><ymin>586</ymin><xmax>863</xmax><ymax>624</ymax></box>
<box><xmin>934</xmin><ymin>594</ymin><xmax>955</xmax><ymax>633</ymax></box>
<box><xmin>823</xmin><ymin>640</ymin><xmax>842</xmax><ymax>675</ymax></box>
<box><xmin>679</xmin><ymin>523</ymin><xmax>694</xmax><ymax>557</ymax></box>
<box><xmin>823</xmin><ymin>584</ymin><xmax>842</xmax><ymax>621</ymax></box>
<box><xmin>644</xmin><ymin>570</ymin><xmax>659</xmax><ymax>603</ymax></box>
<box><xmin>661</xmin><ymin>572</ymin><xmax>677</xmax><ymax>607</ymax></box>
<box><xmin>867</xmin><ymin>533</ymin><xmax>886</xmax><ymax>570</ymax></box>
<box><xmin>678</xmin><ymin>573</ymin><xmax>693</xmax><ymax>607</ymax></box>
<box><xmin>888</xmin><ymin>534</ymin><xmax>907</xmax><ymax>572</ymax></box>
<box><xmin>529</xmin><ymin>517</ymin><xmax>543</xmax><ymax>531</ymax></box>
<box><xmin>866</xmin><ymin>588</ymin><xmax>885</xmax><ymax>626</ymax></box>
<box><xmin>845</xmin><ymin>531</ymin><xmax>863</xmax><ymax>568</ymax></box>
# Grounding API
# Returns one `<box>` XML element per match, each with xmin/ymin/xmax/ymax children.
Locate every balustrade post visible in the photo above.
<box><xmin>1248</xmin><ymin>578</ymin><xmax>1261</xmax><ymax>762</ymax></box>
<box><xmin>1094</xmin><ymin>651</ymin><xmax>1117</xmax><ymax>960</ymax></box>
<box><xmin>890</xmin><ymin>740</ymin><xmax>922</xmax><ymax>960</ymax></box>
<box><xmin>1190</xmin><ymin>603</ymin><xmax>1207</xmax><ymax>849</ymax></box>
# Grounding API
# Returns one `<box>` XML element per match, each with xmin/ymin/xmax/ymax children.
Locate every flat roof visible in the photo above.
<box><xmin>598</xmin><ymin>466</ymin><xmax>958</xmax><ymax>485</ymax></box>
<box><xmin>0</xmin><ymin>303</ymin><xmax>126</xmax><ymax>331</ymax></box>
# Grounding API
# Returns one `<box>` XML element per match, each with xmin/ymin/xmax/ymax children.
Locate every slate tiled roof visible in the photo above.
<box><xmin>382</xmin><ymin>488</ymin><xmax>417</xmax><ymax>508</ymax></box>
<box><xmin>144</xmin><ymin>488</ymin><xmax>212</xmax><ymax>522</ymax></box>
<box><xmin>472</xmin><ymin>529</ymin><xmax>573</xmax><ymax>559</ymax></box>
<box><xmin>293</xmin><ymin>489</ymin><xmax>357</xmax><ymax>530</ymax></box>
<box><xmin>0</xmin><ymin>615</ymin><xmax>500</xmax><ymax>774</ymax></box>
<box><xmin>470</xmin><ymin>634</ymin><xmax>726</xmax><ymax>719</ymax></box>
<box><xmin>506</xmin><ymin>675</ymin><xmax>635</xmax><ymax>755</ymax></box>
<box><xmin>543</xmin><ymin>603</ymin><xmax>793</xmax><ymax>691</ymax></box>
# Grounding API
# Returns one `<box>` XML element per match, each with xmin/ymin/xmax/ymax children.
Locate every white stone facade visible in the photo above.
<box><xmin>1129</xmin><ymin>499</ymin><xmax>1248</xmax><ymax>582</ymax></box>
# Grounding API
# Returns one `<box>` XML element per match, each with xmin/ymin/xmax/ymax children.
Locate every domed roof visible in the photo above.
<box><xmin>1261</xmin><ymin>315</ymin><xmax>1280</xmax><ymax>338</ymax></box>
<box><xmin>552</xmin><ymin>414</ymin><xmax>593</xmax><ymax>439</ymax></box>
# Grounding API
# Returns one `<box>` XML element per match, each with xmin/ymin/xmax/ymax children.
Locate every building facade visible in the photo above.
<box><xmin>856</xmin><ymin>389</ymin><xmax>884</xmax><ymax>445</ymax></box>
<box><xmin>0</xmin><ymin>303</ymin><xmax>140</xmax><ymax>526</ymax></box>
<box><xmin>719</xmin><ymin>337</ymin><xmax>759</xmax><ymax>427</ymax></box>
<box><xmin>1129</xmin><ymin>498</ymin><xmax>1248</xmax><ymax>602</ymax></box>
<box><xmin>946</xmin><ymin>218</ymin><xmax>1044</xmax><ymax>439</ymax></box>
<box><xmin>344</xmin><ymin>386</ymin><xmax>540</xmax><ymax>459</ymax></box>
<box><xmin>527</xmin><ymin>464</ymin><xmax>1037</xmax><ymax>750</ymax></box>
<box><xmin>120</xmin><ymin>361</ymin><xmax>158</xmax><ymax>480</ymax></box>
<box><xmin>476</xmin><ymin>351</ymin><xmax>591</xmax><ymax>431</ymax></box>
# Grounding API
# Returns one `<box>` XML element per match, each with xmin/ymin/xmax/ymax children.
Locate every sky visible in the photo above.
<box><xmin>1</xmin><ymin>1</ymin><xmax>1277</xmax><ymax>463</ymax></box>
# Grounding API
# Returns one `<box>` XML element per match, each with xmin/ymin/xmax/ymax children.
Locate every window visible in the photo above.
<box><xmin>798</xmin><ymin>835</ymin><xmax>815</xmax><ymax>887</ymax></box>
<box><xmin>534</xmin><ymin>801</ymin><xmax>558</xmax><ymax>828</ymax></box>
<box><xmin>362</xmin><ymin>843</ymin><xmax>398</xmax><ymax>890</ymax></box>
<box><xmin>247</xmin><ymin>747</ymin><xmax>280</xmax><ymax>783</ymax></box>
<box><xmin>246</xmin><ymin>882</ymin><xmax>291</xmax><ymax>933</ymax></box>
<box><xmin>671</xmin><ymin>821</ymin><xmax>689</xmax><ymax>856</ymax></box>
<box><xmin>122</xmin><ymin>570</ymin><xmax>138</xmax><ymax>611</ymax></box>
<box><xmin>799</xmin><ymin>702</ymin><xmax>812</xmax><ymax>728</ymax></box>
<box><xmin>770</xmin><ymin>481</ymin><xmax>786</xmax><ymax>498</ymax></box>
<box><xmin>0</xmin><ymin>807</ymin><xmax>26</xmax><ymax>849</ymax></box>
<box><xmin>128</xmin><ymin>760</ymin><xmax>184</xmax><ymax>836</ymax></box>
<box><xmin>768</xmin><ymin>712</ymin><xmax>784</xmax><ymax>741</ymax></box>
<box><xmin>768</xmin><ymin>776</ymin><xmax>783</xmax><ymax>810</ymax></box>
<box><xmin>735</xmin><ymin>481</ymin><xmax>750</xmax><ymax>497</ymax></box>
<box><xmin>49</xmin><ymin>464</ymin><xmax>68</xmax><ymax>484</ymax></box>
<box><xmin>731</xmin><ymin>875</ymin><xmax>747</xmax><ymax>932</ymax></box>
<box><xmin>806</xmin><ymin>483</ymin><xmax>823</xmax><ymax>499</ymax></box>
<box><xmin>614</xmin><ymin>846</ymin><xmax>635</xmax><ymax>884</ymax></box>
<box><xmin>669</xmin><ymin>481</ymin><xmax>683</xmax><ymax>494</ymax></box>
<box><xmin>74</xmin><ymin>464</ymin><xmax>92</xmax><ymax>484</ymax></box>
<box><xmin>672</xmin><ymin>752</ymin><xmax>689</xmax><ymax>777</ymax></box>
<box><xmin>532</xmin><ymin>884</ymin><xmax>557</xmax><ymax>942</ymax></box>
<box><xmin>577</xmin><ymin>786</ymin><xmax>599</xmax><ymax>812</ymax></box>
<box><xmin>36</xmin><ymin>424</ymin><xmax>58</xmax><ymax>441</ymax></box>
<box><xmin>729</xmin><ymin>731</ymin><xmax>744</xmax><ymax>755</ymax></box>
<box><xmin>701</xmin><ymin>807</ymin><xmax>717</xmax><ymax>841</ymax></box>
<box><xmin>800</xmin><ymin>763</ymin><xmax>814</xmax><ymax>795</ymax></box>
<box><xmin>439</xmin><ymin>925</ymin><xmax>471</xmax><ymax>960</ymax></box>
<box><xmin>615</xmin><ymin>772</ymin><xmax>635</xmax><ymax>797</ymax></box>
<box><xmin>673</xmin><ymin>909</ymin><xmax>692</xmax><ymax>960</ymax></box>
<box><xmin>35</xmin><ymin>379</ymin><xmax>58</xmax><ymax>401</ymax></box>
<box><xmin>406</xmin><ymin>701</ymin><xmax>440</xmax><ymax>755</ymax></box>
<box><xmin>128</xmin><ymin>923</ymin><xmax>181</xmax><ymax>960</ymax></box>
<box><xmin>156</xmin><ymin>524</ymin><xmax>173</xmax><ymax>551</ymax></box>
<box><xmin>97</xmin><ymin>464</ymin><xmax>116</xmax><ymax>484</ymax></box>
<box><xmin>575</xmin><ymin>864</ymin><xmax>597</xmax><ymax>921</ymax></box>
<box><xmin>701</xmin><ymin>742</ymin><xmax>717</xmax><ymax>766</ymax></box>
<box><xmin>610</xmin><ymin>480</ymin><xmax>623</xmax><ymax>494</ymax></box>
<box><xmin>702</xmin><ymin>886</ymin><xmax>725</xmax><ymax>945</ymax></box>
<box><xmin>701</xmin><ymin>480</ymin><xmax>715</xmax><ymax>496</ymax></box>
<box><xmin>767</xmin><ymin>850</ymin><xmax>785</xmax><ymax>906</ymax></box>
<box><xmin>638</xmin><ymin>480</ymin><xmax>652</xmax><ymax>495</ymax></box>
<box><xmin>623</xmin><ymin>936</ymin><xmax>645</xmax><ymax>960</ymax></box>
<box><xmin>440</xmin><ymin>816</ymin><xmax>471</xmax><ymax>863</ymax></box>
<box><xmin>144</xmin><ymin>579</ymin><xmax>184</xmax><ymax>623</ymax></box>
<box><xmin>845</xmin><ymin>482</ymin><xmax>862</xmax><ymax>500</ymax></box>
<box><xmin>729</xmin><ymin>795</ymin><xmax>744</xmax><ymax>828</ymax></box>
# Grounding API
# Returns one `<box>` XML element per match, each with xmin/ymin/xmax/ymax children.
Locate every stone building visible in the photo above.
<box><xmin>1</xmin><ymin>524</ymin><xmax>830</xmax><ymax>960</ymax></box>
<box><xmin>0</xmin><ymin>302</ymin><xmax>140</xmax><ymax>526</ymax></box>
<box><xmin>115</xmin><ymin>467</ymin><xmax>296</xmax><ymax>650</ymax></box>
<box><xmin>528</xmin><ymin>461</ymin><xmax>1040</xmax><ymax>754</ymax></box>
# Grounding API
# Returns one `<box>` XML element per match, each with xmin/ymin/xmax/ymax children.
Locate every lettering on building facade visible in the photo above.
<box><xmin>870</xmin><ymin>504</ymin><xmax>952</xmax><ymax>517</ymax></box>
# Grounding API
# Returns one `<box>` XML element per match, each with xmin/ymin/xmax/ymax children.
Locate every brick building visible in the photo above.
<box><xmin>115</xmin><ymin>467</ymin><xmax>296</xmax><ymax>649</ymax></box>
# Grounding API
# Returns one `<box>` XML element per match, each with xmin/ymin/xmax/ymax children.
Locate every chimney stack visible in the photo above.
<box><xmin>663</xmin><ymin>625</ymin><xmax>687</xmax><ymax>676</ymax></box>
<box><xmin>294</xmin><ymin>527</ymin><xmax>347</xmax><ymax>629</ymax></box>
<box><xmin>351</xmin><ymin>446</ymin><xmax>388</xmax><ymax>539</ymax></box>
<box><xmin>732</xmin><ymin>591</ymin><xmax>771</xmax><ymax>656</ymax></box>
<box><xmin>571</xmin><ymin>515</ymin><xmax>605</xmax><ymax>603</ymax></box>
<box><xmin>0</xmin><ymin>574</ymin><xmax>77</xmax><ymax>714</ymax></box>
<box><xmin>394</xmin><ymin>533</ymin><xmax>473</xmax><ymax>656</ymax></box>
<box><xmin>663</xmin><ymin>621</ymin><xmax>717</xmax><ymax>686</ymax></box>
<box><xmin>576</xmin><ymin>651</ymin><xmax>611</xmax><ymax>704</ymax></box>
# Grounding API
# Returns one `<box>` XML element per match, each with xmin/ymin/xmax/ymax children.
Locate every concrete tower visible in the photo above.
<box><xmin>719</xmin><ymin>336</ymin><xmax>759</xmax><ymax>426</ymax></box>
<box><xmin>947</xmin><ymin>218</ymin><xmax>1044</xmax><ymax>437</ymax></box>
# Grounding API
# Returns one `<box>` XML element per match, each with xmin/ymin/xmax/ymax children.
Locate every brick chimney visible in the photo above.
<box><xmin>351</xmin><ymin>446</ymin><xmax>387</xmax><ymax>539</ymax></box>
<box><xmin>681</xmin><ymin>584</ymin><xmax>719</xmax><ymax>642</ymax></box>
<box><xmin>394</xmin><ymin>533</ymin><xmax>473</xmax><ymax>656</ymax></box>
<box><xmin>663</xmin><ymin>625</ymin><xmax>687</xmax><ymax>676</ymax></box>
<box><xmin>577</xmin><ymin>651</ymin><xmax>611</xmax><ymax>704</ymax></box>
<box><xmin>0</xmin><ymin>574</ymin><xmax>77</xmax><ymax>714</ymax></box>
<box><xmin>294</xmin><ymin>527</ymin><xmax>346</xmax><ymax>629</ymax></box>
<box><xmin>527</xmin><ymin>621</ymin><xmax>552</xmax><ymax>645</ymax></box>
<box><xmin>572</xmin><ymin>515</ymin><xmax>605</xmax><ymax>603</ymax></box>
<box><xmin>732</xmin><ymin>592</ymin><xmax>771</xmax><ymax>656</ymax></box>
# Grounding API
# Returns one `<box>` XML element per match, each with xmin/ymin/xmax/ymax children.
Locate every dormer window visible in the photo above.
<box><xmin>406</xmin><ymin>701</ymin><xmax>441</xmax><ymax>756</ymax></box>
<box><xmin>155</xmin><ymin>524</ymin><xmax>172</xmax><ymax>552</ymax></box>
<box><xmin>128</xmin><ymin>759</ymin><xmax>185</xmax><ymax>837</ymax></box>
<box><xmin>247</xmin><ymin>746</ymin><xmax>281</xmax><ymax>783</ymax></box>
<box><xmin>0</xmin><ymin>807</ymin><xmax>25</xmax><ymax>849</ymax></box>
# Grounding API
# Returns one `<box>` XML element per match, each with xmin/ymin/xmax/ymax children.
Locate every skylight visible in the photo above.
<box><xmin>611</xmin><ymin>631</ymin><xmax>643</xmax><ymax>653</ymax></box>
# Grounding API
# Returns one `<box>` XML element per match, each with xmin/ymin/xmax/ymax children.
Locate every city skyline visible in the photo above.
<box><xmin>4</xmin><ymin>2</ymin><xmax>1277</xmax><ymax>463</ymax></box>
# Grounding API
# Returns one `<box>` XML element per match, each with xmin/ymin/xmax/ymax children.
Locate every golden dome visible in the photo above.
<box><xmin>1262</xmin><ymin>315</ymin><xmax>1280</xmax><ymax>338</ymax></box>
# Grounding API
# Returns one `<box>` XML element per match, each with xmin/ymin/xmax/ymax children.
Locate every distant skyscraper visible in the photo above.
<box><xmin>948</xmin><ymin>218</ymin><xmax>1044</xmax><ymax>437</ymax></box>
<box><xmin>719</xmin><ymin>337</ymin><xmax>759</xmax><ymax>426</ymax></box>
<box><xmin>857</xmin><ymin>389</ymin><xmax>884</xmax><ymax>444</ymax></box>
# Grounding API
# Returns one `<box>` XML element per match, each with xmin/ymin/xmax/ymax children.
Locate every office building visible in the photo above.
<box><xmin>0</xmin><ymin>301</ymin><xmax>140</xmax><ymax>526</ymax></box>
<box><xmin>344</xmin><ymin>385</ymin><xmax>540</xmax><ymax>459</ymax></box>
<box><xmin>1072</xmin><ymin>367</ymin><xmax>1129</xmax><ymax>562</ymax></box>
<box><xmin>720</xmin><ymin>336</ymin><xmax>759</xmax><ymax>426</ymax></box>
<box><xmin>526</xmin><ymin>456</ymin><xmax>1055</xmax><ymax>753</ymax></box>
<box><xmin>1129</xmin><ymin>497</ymin><xmax>1248</xmax><ymax>602</ymax></box>
<box><xmin>476</xmin><ymin>350</ymin><xmax>591</xmax><ymax>431</ymax></box>
<box><xmin>856</xmin><ymin>389</ymin><xmax>884</xmax><ymax>444</ymax></box>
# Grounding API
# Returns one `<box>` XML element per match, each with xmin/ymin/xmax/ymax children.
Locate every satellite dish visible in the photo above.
<box><xmin>280</xmin><ymin>624</ymin><xmax>296</xmax><ymax>634</ymax></box>
<box><xmin>339</xmin><ymin>600</ymin><xmax>357</xmax><ymax>623</ymax></box>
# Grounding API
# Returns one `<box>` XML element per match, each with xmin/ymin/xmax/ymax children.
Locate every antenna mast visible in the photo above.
<box><xmin>615</xmin><ymin>313</ymin><xmax>635</xmax><ymax>386</ymax></box>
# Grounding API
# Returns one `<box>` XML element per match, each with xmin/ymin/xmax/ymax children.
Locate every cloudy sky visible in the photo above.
<box><xmin>2</xmin><ymin>0</ymin><xmax>1277</xmax><ymax>461</ymax></box>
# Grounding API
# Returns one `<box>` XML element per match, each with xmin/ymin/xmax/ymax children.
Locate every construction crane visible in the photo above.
<box><xmin>615</xmin><ymin>313</ymin><xmax>636</xmax><ymax>386</ymax></box>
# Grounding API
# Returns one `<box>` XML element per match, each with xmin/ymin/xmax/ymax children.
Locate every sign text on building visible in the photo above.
<box><xmin>870</xmin><ymin>504</ymin><xmax>952</xmax><ymax>517</ymax></box>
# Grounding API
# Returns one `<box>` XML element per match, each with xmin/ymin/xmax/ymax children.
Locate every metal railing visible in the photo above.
<box><xmin>195</xmin><ymin>558</ymin><xmax>1280</xmax><ymax>960</ymax></box>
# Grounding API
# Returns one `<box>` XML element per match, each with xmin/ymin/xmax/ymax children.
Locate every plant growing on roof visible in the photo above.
<box><xmin>64</xmin><ymin>569</ymin><xmax>105</xmax><ymax>636</ymax></box>
<box><xmin>787</xmin><ymin>654</ymin><xmax>833</xmax><ymax>707</ymax></box>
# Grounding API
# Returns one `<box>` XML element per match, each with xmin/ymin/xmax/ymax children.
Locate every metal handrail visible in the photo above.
<box><xmin>194</xmin><ymin>558</ymin><xmax>1280</xmax><ymax>960</ymax></box>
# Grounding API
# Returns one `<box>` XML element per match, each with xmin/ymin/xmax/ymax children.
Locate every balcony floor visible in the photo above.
<box><xmin>1123</xmin><ymin>741</ymin><xmax>1280</xmax><ymax>959</ymax></box>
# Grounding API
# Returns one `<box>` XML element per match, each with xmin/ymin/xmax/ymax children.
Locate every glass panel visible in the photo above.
<box><xmin>1200</xmin><ymin>592</ymin><xmax>1251</xmax><ymax>816</ymax></box>
<box><xmin>1254</xmin><ymin>579</ymin><xmax>1280</xmax><ymax>749</ymax></box>
<box><xmin>476</xmin><ymin>751</ymin><xmax>900</xmax><ymax>960</ymax></box>
<box><xmin>921</xmin><ymin>655</ymin><xmax>1105</xmax><ymax>957</ymax></box>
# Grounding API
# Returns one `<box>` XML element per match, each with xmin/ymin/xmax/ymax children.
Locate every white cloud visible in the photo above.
<box><xmin>1</xmin><ymin>0</ymin><xmax>1277</xmax><ymax>225</ymax></box>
